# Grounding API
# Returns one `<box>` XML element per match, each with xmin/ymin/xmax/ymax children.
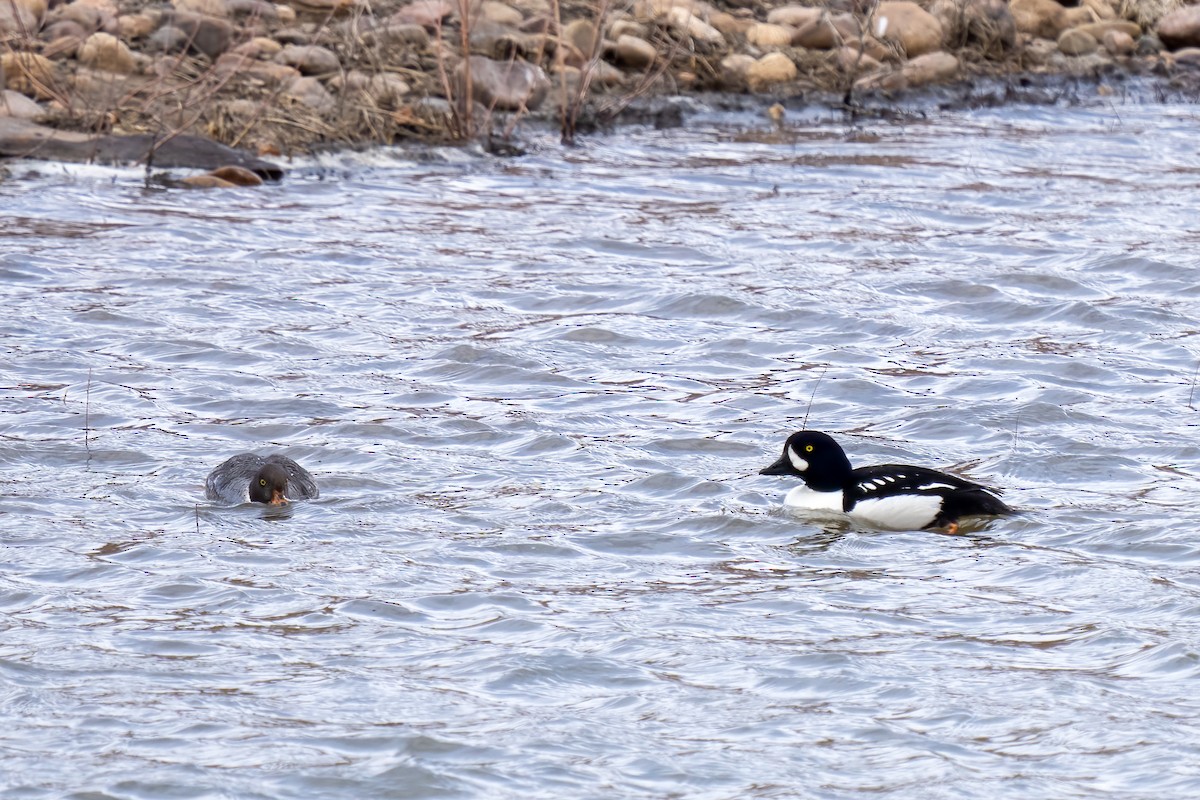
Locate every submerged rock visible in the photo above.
<box><xmin>0</xmin><ymin>117</ymin><xmax>283</xmax><ymax>177</ymax></box>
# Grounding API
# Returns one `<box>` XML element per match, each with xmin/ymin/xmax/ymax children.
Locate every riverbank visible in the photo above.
<box><xmin>2</xmin><ymin>0</ymin><xmax>1199</xmax><ymax>178</ymax></box>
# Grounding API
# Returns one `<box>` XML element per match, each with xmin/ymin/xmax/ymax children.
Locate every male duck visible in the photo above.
<box><xmin>760</xmin><ymin>430</ymin><xmax>1013</xmax><ymax>532</ymax></box>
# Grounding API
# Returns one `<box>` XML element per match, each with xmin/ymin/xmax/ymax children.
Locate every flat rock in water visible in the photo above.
<box><xmin>0</xmin><ymin>117</ymin><xmax>283</xmax><ymax>179</ymax></box>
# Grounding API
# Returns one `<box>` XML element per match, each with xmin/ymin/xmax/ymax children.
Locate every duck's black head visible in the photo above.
<box><xmin>759</xmin><ymin>430</ymin><xmax>854</xmax><ymax>492</ymax></box>
<box><xmin>249</xmin><ymin>462</ymin><xmax>290</xmax><ymax>505</ymax></box>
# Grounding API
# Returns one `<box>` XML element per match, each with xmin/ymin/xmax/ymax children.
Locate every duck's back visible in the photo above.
<box><xmin>847</xmin><ymin>464</ymin><xmax>1011</xmax><ymax>529</ymax></box>
<box><xmin>205</xmin><ymin>453</ymin><xmax>320</xmax><ymax>503</ymax></box>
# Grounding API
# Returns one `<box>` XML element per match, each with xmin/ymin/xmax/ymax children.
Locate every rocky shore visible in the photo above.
<box><xmin>2</xmin><ymin>0</ymin><xmax>1199</xmax><ymax>178</ymax></box>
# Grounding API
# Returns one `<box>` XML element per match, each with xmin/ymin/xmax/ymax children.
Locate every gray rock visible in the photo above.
<box><xmin>158</xmin><ymin>11</ymin><xmax>234</xmax><ymax>58</ymax></box>
<box><xmin>146</xmin><ymin>24</ymin><xmax>191</xmax><ymax>54</ymax></box>
<box><xmin>0</xmin><ymin>89</ymin><xmax>42</xmax><ymax>119</ymax></box>
<box><xmin>277</xmin><ymin>43</ymin><xmax>341</xmax><ymax>74</ymax></box>
<box><xmin>1058</xmin><ymin>28</ymin><xmax>1098</xmax><ymax>55</ymax></box>
<box><xmin>453</xmin><ymin>55</ymin><xmax>549</xmax><ymax>111</ymax></box>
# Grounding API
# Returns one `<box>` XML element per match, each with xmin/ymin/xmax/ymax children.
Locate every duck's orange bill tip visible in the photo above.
<box><xmin>269</xmin><ymin>490</ymin><xmax>289</xmax><ymax>506</ymax></box>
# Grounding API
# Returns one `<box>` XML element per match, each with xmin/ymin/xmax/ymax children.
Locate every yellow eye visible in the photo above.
<box><xmin>804</xmin><ymin>444</ymin><xmax>814</xmax><ymax>452</ymax></box>
<box><xmin>259</xmin><ymin>478</ymin><xmax>267</xmax><ymax>486</ymax></box>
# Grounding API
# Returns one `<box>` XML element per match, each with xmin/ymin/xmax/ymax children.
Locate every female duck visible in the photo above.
<box><xmin>760</xmin><ymin>430</ymin><xmax>1013</xmax><ymax>532</ymax></box>
<box><xmin>205</xmin><ymin>453</ymin><xmax>319</xmax><ymax>506</ymax></box>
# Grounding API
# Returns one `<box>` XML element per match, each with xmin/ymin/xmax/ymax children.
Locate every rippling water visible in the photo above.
<box><xmin>4</xmin><ymin>98</ymin><xmax>1200</xmax><ymax>798</ymax></box>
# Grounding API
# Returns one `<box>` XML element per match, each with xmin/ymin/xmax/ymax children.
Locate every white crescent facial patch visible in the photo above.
<box><xmin>787</xmin><ymin>446</ymin><xmax>809</xmax><ymax>472</ymax></box>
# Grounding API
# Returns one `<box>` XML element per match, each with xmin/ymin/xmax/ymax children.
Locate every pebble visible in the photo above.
<box><xmin>563</xmin><ymin>18</ymin><xmax>598</xmax><ymax>54</ymax></box>
<box><xmin>874</xmin><ymin>2</ymin><xmax>944</xmax><ymax>58</ymax></box>
<box><xmin>285</xmin><ymin>75</ymin><xmax>335</xmax><ymax>112</ymax></box>
<box><xmin>720</xmin><ymin>52</ymin><xmax>756</xmax><ymax>89</ymax></box>
<box><xmin>766</xmin><ymin>5</ymin><xmax>821</xmax><ymax>28</ymax></box>
<box><xmin>1</xmin><ymin>52</ymin><xmax>56</xmax><ymax>99</ymax></box>
<box><xmin>277</xmin><ymin>43</ymin><xmax>341</xmax><ymax>74</ymax></box>
<box><xmin>1010</xmin><ymin>0</ymin><xmax>1069</xmax><ymax>40</ymax></box>
<box><xmin>160</xmin><ymin>11</ymin><xmax>235</xmax><ymax>58</ymax></box>
<box><xmin>117</xmin><ymin>13</ymin><xmax>157</xmax><ymax>40</ymax></box>
<box><xmin>747</xmin><ymin>51</ymin><xmax>797</xmax><ymax>91</ymax></box>
<box><xmin>1102</xmin><ymin>29</ymin><xmax>1135</xmax><ymax>55</ymax></box>
<box><xmin>390</xmin><ymin>0</ymin><xmax>454</xmax><ymax>29</ymax></box>
<box><xmin>455</xmin><ymin>55</ymin><xmax>549</xmax><ymax>111</ymax></box>
<box><xmin>1157</xmin><ymin>6</ymin><xmax>1200</xmax><ymax>50</ymax></box>
<box><xmin>901</xmin><ymin>50</ymin><xmax>959</xmax><ymax>85</ymax></box>
<box><xmin>665</xmin><ymin>7</ymin><xmax>723</xmax><ymax>46</ymax></box>
<box><xmin>0</xmin><ymin>89</ymin><xmax>43</xmax><ymax>119</ymax></box>
<box><xmin>479</xmin><ymin>1</ymin><xmax>522</xmax><ymax>26</ymax></box>
<box><xmin>613</xmin><ymin>34</ymin><xmax>656</xmax><ymax>68</ymax></box>
<box><xmin>831</xmin><ymin>45</ymin><xmax>881</xmax><ymax>74</ymax></box>
<box><xmin>746</xmin><ymin>23</ymin><xmax>793</xmax><ymax>48</ymax></box>
<box><xmin>1058</xmin><ymin>28</ymin><xmax>1099</xmax><ymax>55</ymax></box>
<box><xmin>77</xmin><ymin>31</ymin><xmax>136</xmax><ymax>73</ymax></box>
<box><xmin>0</xmin><ymin>0</ymin><xmax>43</xmax><ymax>36</ymax></box>
<box><xmin>791</xmin><ymin>17</ymin><xmax>840</xmax><ymax>50</ymax></box>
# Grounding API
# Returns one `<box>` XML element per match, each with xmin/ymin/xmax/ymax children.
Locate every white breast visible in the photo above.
<box><xmin>783</xmin><ymin>485</ymin><xmax>845</xmax><ymax>513</ymax></box>
<box><xmin>849</xmin><ymin>493</ymin><xmax>943</xmax><ymax>531</ymax></box>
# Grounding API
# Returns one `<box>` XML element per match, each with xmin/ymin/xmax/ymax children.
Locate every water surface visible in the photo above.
<box><xmin>3</xmin><ymin>100</ymin><xmax>1200</xmax><ymax>799</ymax></box>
